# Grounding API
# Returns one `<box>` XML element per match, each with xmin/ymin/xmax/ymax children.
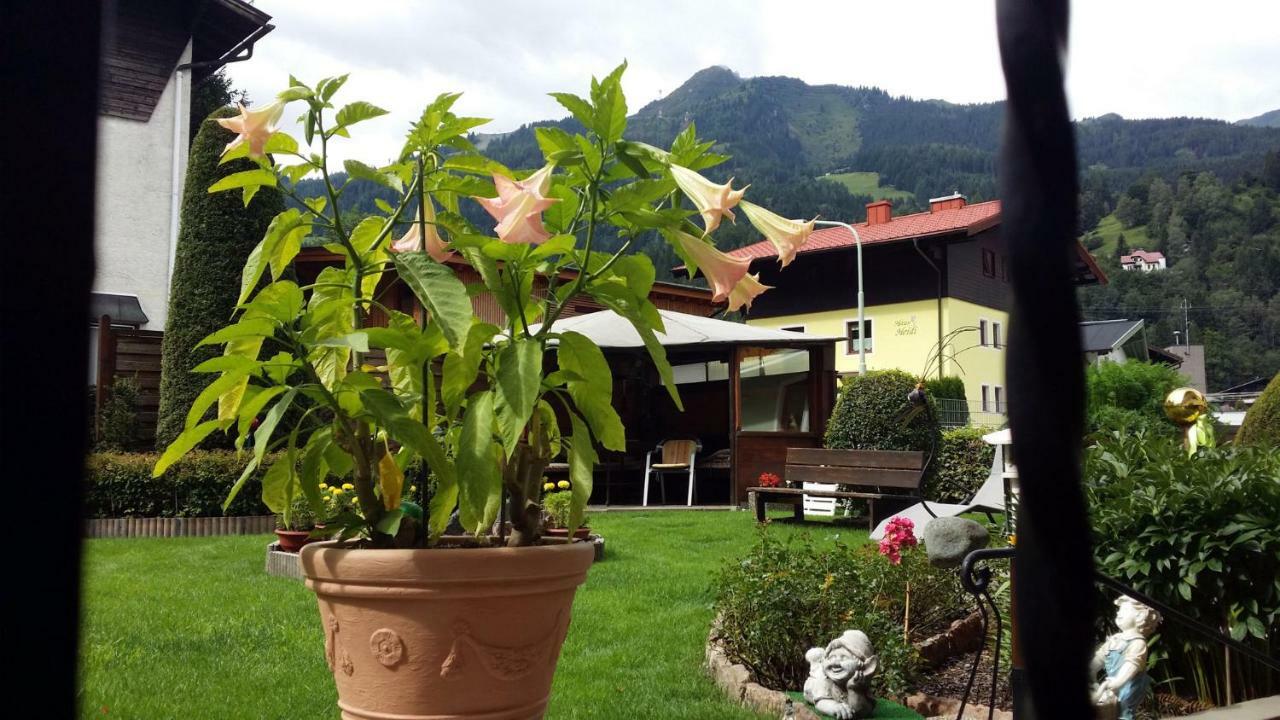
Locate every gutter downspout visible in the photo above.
<box><xmin>167</xmin><ymin>45</ymin><xmax>190</xmax><ymax>301</ymax></box>
<box><xmin>913</xmin><ymin>238</ymin><xmax>944</xmax><ymax>380</ymax></box>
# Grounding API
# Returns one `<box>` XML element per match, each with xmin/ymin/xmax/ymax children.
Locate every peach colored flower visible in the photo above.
<box><xmin>390</xmin><ymin>199</ymin><xmax>454</xmax><ymax>263</ymax></box>
<box><xmin>727</xmin><ymin>273</ymin><xmax>771</xmax><ymax>312</ymax></box>
<box><xmin>739</xmin><ymin>201</ymin><xmax>816</xmax><ymax>268</ymax></box>
<box><xmin>672</xmin><ymin>229</ymin><xmax>750</xmax><ymax>303</ymax></box>
<box><xmin>216</xmin><ymin>101</ymin><xmax>285</xmax><ymax>158</ymax></box>
<box><xmin>473</xmin><ymin>164</ymin><xmax>559</xmax><ymax>244</ymax></box>
<box><xmin>670</xmin><ymin>164</ymin><xmax>747</xmax><ymax>234</ymax></box>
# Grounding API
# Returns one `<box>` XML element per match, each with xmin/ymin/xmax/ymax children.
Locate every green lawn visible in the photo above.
<box><xmin>819</xmin><ymin>171</ymin><xmax>915</xmax><ymax>203</ymax></box>
<box><xmin>78</xmin><ymin>510</ymin><xmax>869</xmax><ymax>719</ymax></box>
<box><xmin>1083</xmin><ymin>213</ymin><xmax>1151</xmax><ymax>260</ymax></box>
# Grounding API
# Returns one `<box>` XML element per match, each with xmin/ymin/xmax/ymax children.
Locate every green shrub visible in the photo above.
<box><xmin>927</xmin><ymin>427</ymin><xmax>995</xmax><ymax>503</ymax></box>
<box><xmin>85</xmin><ymin>451</ymin><xmax>274</xmax><ymax>518</ymax></box>
<box><xmin>711</xmin><ymin>531</ymin><xmax>967</xmax><ymax>698</ymax></box>
<box><xmin>96</xmin><ymin>376</ymin><xmax>143</xmax><ymax>452</ymax></box>
<box><xmin>1084</xmin><ymin>360</ymin><xmax>1184</xmax><ymax>436</ymax></box>
<box><xmin>1085</xmin><ymin>432</ymin><xmax>1280</xmax><ymax>704</ymax></box>
<box><xmin>278</xmin><ymin>494</ymin><xmax>317</xmax><ymax>531</ymax></box>
<box><xmin>1236</xmin><ymin>372</ymin><xmax>1280</xmax><ymax>447</ymax></box>
<box><xmin>926</xmin><ymin>375</ymin><xmax>969</xmax><ymax>427</ymax></box>
<box><xmin>154</xmin><ymin>106</ymin><xmax>283</xmax><ymax>450</ymax></box>
<box><xmin>826</xmin><ymin>370</ymin><xmax>940</xmax><ymax>454</ymax></box>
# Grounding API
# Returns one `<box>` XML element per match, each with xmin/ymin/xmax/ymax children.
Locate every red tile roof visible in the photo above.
<box><xmin>729</xmin><ymin>200</ymin><xmax>1003</xmax><ymax>261</ymax></box>
<box><xmin>1120</xmin><ymin>250</ymin><xmax>1165</xmax><ymax>263</ymax></box>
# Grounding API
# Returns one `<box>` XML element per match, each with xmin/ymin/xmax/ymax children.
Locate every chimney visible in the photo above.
<box><xmin>866</xmin><ymin>200</ymin><xmax>892</xmax><ymax>225</ymax></box>
<box><xmin>929</xmin><ymin>191</ymin><xmax>967</xmax><ymax>213</ymax></box>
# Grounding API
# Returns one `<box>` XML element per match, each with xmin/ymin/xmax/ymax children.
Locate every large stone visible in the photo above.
<box><xmin>922</xmin><ymin>517</ymin><xmax>990</xmax><ymax>568</ymax></box>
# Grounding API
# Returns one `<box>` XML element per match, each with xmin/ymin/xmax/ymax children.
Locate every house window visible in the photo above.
<box><xmin>992</xmin><ymin>321</ymin><xmax>1003</xmax><ymax>349</ymax></box>
<box><xmin>979</xmin><ymin>319</ymin><xmax>989</xmax><ymax>347</ymax></box>
<box><xmin>994</xmin><ymin>386</ymin><xmax>1004</xmax><ymax>413</ymax></box>
<box><xmin>781</xmin><ymin>325</ymin><xmax>805</xmax><ymax>333</ymax></box>
<box><xmin>981</xmin><ymin>384</ymin><xmax>990</xmax><ymax>412</ymax></box>
<box><xmin>845</xmin><ymin>319</ymin><xmax>873</xmax><ymax>355</ymax></box>
<box><xmin>982</xmin><ymin>248</ymin><xmax>997</xmax><ymax>278</ymax></box>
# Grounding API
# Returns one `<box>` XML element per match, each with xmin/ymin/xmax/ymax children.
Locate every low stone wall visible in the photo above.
<box><xmin>84</xmin><ymin>515</ymin><xmax>275</xmax><ymax>538</ymax></box>
<box><xmin>265</xmin><ymin>542</ymin><xmax>303</xmax><ymax>580</ymax></box>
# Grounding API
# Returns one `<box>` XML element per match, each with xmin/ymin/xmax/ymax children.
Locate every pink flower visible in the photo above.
<box><xmin>473</xmin><ymin>163</ymin><xmax>559</xmax><ymax>245</ymax></box>
<box><xmin>727</xmin><ymin>273</ymin><xmax>771</xmax><ymax>312</ymax></box>
<box><xmin>390</xmin><ymin>199</ymin><xmax>454</xmax><ymax>263</ymax></box>
<box><xmin>739</xmin><ymin>201</ymin><xmax>816</xmax><ymax>268</ymax></box>
<box><xmin>878</xmin><ymin>516</ymin><xmax>917</xmax><ymax>565</ymax></box>
<box><xmin>216</xmin><ymin>101</ymin><xmax>285</xmax><ymax>158</ymax></box>
<box><xmin>670</xmin><ymin>165</ymin><xmax>747</xmax><ymax>234</ymax></box>
<box><xmin>671</xmin><ymin>229</ymin><xmax>751</xmax><ymax>303</ymax></box>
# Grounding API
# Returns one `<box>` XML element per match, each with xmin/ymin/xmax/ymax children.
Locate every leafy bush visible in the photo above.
<box><xmin>278</xmin><ymin>494</ymin><xmax>317</xmax><ymax>530</ymax></box>
<box><xmin>1236</xmin><ymin>372</ymin><xmax>1280</xmax><ymax>447</ymax></box>
<box><xmin>542</xmin><ymin>490</ymin><xmax>576</xmax><ymax>529</ymax></box>
<box><xmin>927</xmin><ymin>427</ymin><xmax>995</xmax><ymax>503</ymax></box>
<box><xmin>85</xmin><ymin>451</ymin><xmax>274</xmax><ymax>518</ymax></box>
<box><xmin>96</xmin><ymin>376</ymin><xmax>143</xmax><ymax>452</ymax></box>
<box><xmin>926</xmin><ymin>375</ymin><xmax>969</xmax><ymax>427</ymax></box>
<box><xmin>826</xmin><ymin>370</ymin><xmax>940</xmax><ymax>454</ymax></box>
<box><xmin>1085</xmin><ymin>432</ymin><xmax>1280</xmax><ymax>704</ymax></box>
<box><xmin>711</xmin><ymin>531</ymin><xmax>968</xmax><ymax>698</ymax></box>
<box><xmin>1084</xmin><ymin>360</ymin><xmax>1184</xmax><ymax>436</ymax></box>
<box><xmin>154</xmin><ymin>107</ymin><xmax>283</xmax><ymax>450</ymax></box>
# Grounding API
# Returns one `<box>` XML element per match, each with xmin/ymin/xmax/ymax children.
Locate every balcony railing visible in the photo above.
<box><xmin>936</xmin><ymin>397</ymin><xmax>1007</xmax><ymax>428</ymax></box>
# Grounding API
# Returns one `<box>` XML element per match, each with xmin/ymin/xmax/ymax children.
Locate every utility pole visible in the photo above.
<box><xmin>1182</xmin><ymin>297</ymin><xmax>1190</xmax><ymax>350</ymax></box>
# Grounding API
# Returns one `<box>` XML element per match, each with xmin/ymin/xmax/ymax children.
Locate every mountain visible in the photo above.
<box><xmin>1238</xmin><ymin>108</ymin><xmax>1280</xmax><ymax>128</ymax></box>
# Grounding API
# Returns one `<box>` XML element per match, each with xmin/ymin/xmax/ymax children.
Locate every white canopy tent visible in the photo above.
<box><xmin>526</xmin><ymin>309</ymin><xmax>840</xmax><ymax>349</ymax></box>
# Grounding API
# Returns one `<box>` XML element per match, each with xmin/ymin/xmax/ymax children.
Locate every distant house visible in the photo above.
<box><xmin>93</xmin><ymin>0</ymin><xmax>274</xmax><ymax>334</ymax></box>
<box><xmin>1119</xmin><ymin>249</ymin><xmax>1166</xmax><ymax>272</ymax></box>
<box><xmin>732</xmin><ymin>194</ymin><xmax>1107</xmax><ymax>417</ymax></box>
<box><xmin>1163</xmin><ymin>344</ymin><xmax>1206</xmax><ymax>392</ymax></box>
<box><xmin>1080</xmin><ymin>319</ymin><xmax>1151</xmax><ymax>365</ymax></box>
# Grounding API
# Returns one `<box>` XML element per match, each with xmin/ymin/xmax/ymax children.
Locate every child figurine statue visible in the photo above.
<box><xmin>1091</xmin><ymin>597</ymin><xmax>1162</xmax><ymax>720</ymax></box>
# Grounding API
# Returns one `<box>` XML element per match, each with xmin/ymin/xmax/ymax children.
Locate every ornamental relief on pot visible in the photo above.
<box><xmin>440</xmin><ymin>612</ymin><xmax>567</xmax><ymax>681</ymax></box>
<box><xmin>370</xmin><ymin>628</ymin><xmax>405</xmax><ymax>668</ymax></box>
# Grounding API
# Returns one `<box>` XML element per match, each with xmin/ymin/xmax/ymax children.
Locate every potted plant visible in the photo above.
<box><xmin>542</xmin><ymin>481</ymin><xmax>590</xmax><ymax>540</ymax></box>
<box><xmin>275</xmin><ymin>494</ymin><xmax>319</xmax><ymax>552</ymax></box>
<box><xmin>153</xmin><ymin>64</ymin><xmax>809</xmax><ymax>718</ymax></box>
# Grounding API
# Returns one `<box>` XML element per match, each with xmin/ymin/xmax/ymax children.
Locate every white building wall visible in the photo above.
<box><xmin>93</xmin><ymin>42</ymin><xmax>191</xmax><ymax>330</ymax></box>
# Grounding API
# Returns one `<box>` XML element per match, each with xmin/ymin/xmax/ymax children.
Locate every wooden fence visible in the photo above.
<box><xmin>84</xmin><ymin>515</ymin><xmax>276</xmax><ymax>538</ymax></box>
<box><xmin>94</xmin><ymin>315</ymin><xmax>163</xmax><ymax>443</ymax></box>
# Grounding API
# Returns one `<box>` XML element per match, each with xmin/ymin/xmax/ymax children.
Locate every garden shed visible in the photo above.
<box><xmin>532</xmin><ymin>309</ymin><xmax>840</xmax><ymax>505</ymax></box>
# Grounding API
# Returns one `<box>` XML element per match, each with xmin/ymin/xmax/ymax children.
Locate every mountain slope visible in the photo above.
<box><xmin>1238</xmin><ymin>108</ymin><xmax>1280</xmax><ymax>128</ymax></box>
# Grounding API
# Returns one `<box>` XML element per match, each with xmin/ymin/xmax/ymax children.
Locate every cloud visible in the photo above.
<box><xmin>229</xmin><ymin>0</ymin><xmax>1280</xmax><ymax>166</ymax></box>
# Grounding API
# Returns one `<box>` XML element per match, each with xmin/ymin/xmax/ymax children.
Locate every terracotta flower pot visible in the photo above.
<box><xmin>543</xmin><ymin>526</ymin><xmax>591</xmax><ymax>541</ymax></box>
<box><xmin>300</xmin><ymin>539</ymin><xmax>594</xmax><ymax>720</ymax></box>
<box><xmin>275</xmin><ymin>528</ymin><xmax>318</xmax><ymax>553</ymax></box>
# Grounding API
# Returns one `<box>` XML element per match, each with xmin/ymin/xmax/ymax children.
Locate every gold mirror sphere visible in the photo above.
<box><xmin>1164</xmin><ymin>387</ymin><xmax>1208</xmax><ymax>426</ymax></box>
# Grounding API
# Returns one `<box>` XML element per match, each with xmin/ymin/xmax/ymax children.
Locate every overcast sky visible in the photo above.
<box><xmin>229</xmin><ymin>0</ymin><xmax>1280</xmax><ymax>165</ymax></box>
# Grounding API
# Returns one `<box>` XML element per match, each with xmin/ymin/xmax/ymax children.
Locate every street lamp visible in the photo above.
<box><xmin>814</xmin><ymin>220</ymin><xmax>866</xmax><ymax>375</ymax></box>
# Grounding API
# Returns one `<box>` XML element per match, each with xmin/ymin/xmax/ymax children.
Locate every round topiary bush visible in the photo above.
<box><xmin>1236</xmin><ymin>372</ymin><xmax>1280</xmax><ymax>447</ymax></box>
<box><xmin>824</xmin><ymin>369</ymin><xmax>940</xmax><ymax>453</ymax></box>
<box><xmin>154</xmin><ymin>106</ymin><xmax>284</xmax><ymax>449</ymax></box>
<box><xmin>927</xmin><ymin>427</ymin><xmax>996</xmax><ymax>503</ymax></box>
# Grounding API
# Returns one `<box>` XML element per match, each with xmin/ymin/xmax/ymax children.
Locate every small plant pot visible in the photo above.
<box><xmin>543</xmin><ymin>526</ymin><xmax>591</xmax><ymax>540</ymax></box>
<box><xmin>274</xmin><ymin>529</ymin><xmax>318</xmax><ymax>553</ymax></box>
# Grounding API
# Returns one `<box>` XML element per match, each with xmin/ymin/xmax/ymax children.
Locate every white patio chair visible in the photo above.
<box><xmin>642</xmin><ymin>438</ymin><xmax>701</xmax><ymax>506</ymax></box>
<box><xmin>870</xmin><ymin>444</ymin><xmax>1008</xmax><ymax>540</ymax></box>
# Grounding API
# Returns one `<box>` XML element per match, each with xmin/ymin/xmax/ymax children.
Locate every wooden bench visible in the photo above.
<box><xmin>747</xmin><ymin>448</ymin><xmax>926</xmax><ymax>528</ymax></box>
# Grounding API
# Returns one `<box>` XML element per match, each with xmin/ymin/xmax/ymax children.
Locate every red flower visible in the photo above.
<box><xmin>878</xmin><ymin>516</ymin><xmax>917</xmax><ymax>565</ymax></box>
<box><xmin>758</xmin><ymin>472</ymin><xmax>781</xmax><ymax>488</ymax></box>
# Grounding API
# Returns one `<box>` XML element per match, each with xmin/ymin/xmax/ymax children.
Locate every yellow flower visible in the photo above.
<box><xmin>557</xmin><ymin>480</ymin><xmax>570</xmax><ymax>490</ymax></box>
<box><xmin>410</xmin><ymin>485</ymin><xmax>418</xmax><ymax>493</ymax></box>
<box><xmin>543</xmin><ymin>482</ymin><xmax>555</xmax><ymax>492</ymax></box>
<box><xmin>331</xmin><ymin>487</ymin><xmax>343</xmax><ymax>495</ymax></box>
<box><xmin>342</xmin><ymin>483</ymin><xmax>354</xmax><ymax>491</ymax></box>
<box><xmin>319</xmin><ymin>483</ymin><xmax>329</xmax><ymax>491</ymax></box>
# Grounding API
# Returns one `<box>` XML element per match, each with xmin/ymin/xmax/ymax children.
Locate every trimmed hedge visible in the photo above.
<box><xmin>154</xmin><ymin>106</ymin><xmax>283</xmax><ymax>449</ymax></box>
<box><xmin>1236</xmin><ymin>372</ymin><xmax>1280</xmax><ymax>447</ymax></box>
<box><xmin>96</xmin><ymin>375</ymin><xmax>143</xmax><ymax>452</ymax></box>
<box><xmin>925</xmin><ymin>375</ymin><xmax>969</xmax><ymax>426</ymax></box>
<box><xmin>825</xmin><ymin>369</ymin><xmax>940</xmax><ymax>453</ymax></box>
<box><xmin>1085</xmin><ymin>359</ymin><xmax>1184</xmax><ymax>437</ymax></box>
<box><xmin>927</xmin><ymin>427</ymin><xmax>996</xmax><ymax>503</ymax></box>
<box><xmin>85</xmin><ymin>451</ymin><xmax>272</xmax><ymax>518</ymax></box>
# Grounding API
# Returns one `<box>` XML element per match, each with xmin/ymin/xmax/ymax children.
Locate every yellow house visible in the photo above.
<box><xmin>731</xmin><ymin>195</ymin><xmax>1106</xmax><ymax>418</ymax></box>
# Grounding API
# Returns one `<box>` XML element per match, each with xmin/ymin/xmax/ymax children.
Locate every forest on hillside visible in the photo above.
<box><xmin>1078</xmin><ymin>152</ymin><xmax>1280</xmax><ymax>389</ymax></box>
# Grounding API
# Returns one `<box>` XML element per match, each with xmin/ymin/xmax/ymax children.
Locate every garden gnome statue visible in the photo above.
<box><xmin>1091</xmin><ymin>597</ymin><xmax>1162</xmax><ymax>720</ymax></box>
<box><xmin>803</xmin><ymin>630</ymin><xmax>879</xmax><ymax>719</ymax></box>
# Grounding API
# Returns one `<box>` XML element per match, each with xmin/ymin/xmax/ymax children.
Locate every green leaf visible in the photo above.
<box><xmin>316</xmin><ymin>332</ymin><xmax>370</xmax><ymax>353</ymax></box>
<box><xmin>587</xmin><ymin>285</ymin><xmax>681</xmax><ymax>410</ymax></box>
<box><xmin>184</xmin><ymin>364</ymin><xmax>255</xmax><ymax>430</ymax></box>
<box><xmin>277</xmin><ymin>85</ymin><xmax>312</xmax><ymax>102</ymax></box>
<box><xmin>191</xmin><ymin>354</ymin><xmax>258</xmax><ymax>374</ymax></box>
<box><xmin>442</xmin><ymin>322</ymin><xmax>498</xmax><ymax>417</ymax></box>
<box><xmin>343</xmin><ymin>159</ymin><xmax>402</xmax><ymax>192</ymax></box>
<box><xmin>375</xmin><ymin>508</ymin><xmax>405</xmax><ymax>536</ymax></box>
<box><xmin>493</xmin><ymin>338</ymin><xmax>543</xmax><ymax>458</ymax></box>
<box><xmin>241</xmin><ymin>280</ymin><xmax>303</xmax><ymax>323</ymax></box>
<box><xmin>221</xmin><ymin>456</ymin><xmax>261</xmax><ymax>512</ymax></box>
<box><xmin>318</xmin><ymin>73</ymin><xmax>349</xmax><ymax>102</ymax></box>
<box><xmin>237</xmin><ymin>385</ymin><xmax>287</xmax><ymax>446</ymax></box>
<box><xmin>153</xmin><ymin>419</ymin><xmax>232</xmax><ymax>477</ymax></box>
<box><xmin>260</xmin><ymin>456</ymin><xmax>296</xmax><ymax>513</ymax></box>
<box><xmin>529</xmin><ymin>234</ymin><xmax>576</xmax><ymax>261</ymax></box>
<box><xmin>549</xmin><ymin>92</ymin><xmax>594</xmax><ymax>127</ymax></box>
<box><xmin>557</xmin><ymin>331</ymin><xmax>624</xmax><ymax>451</ymax></box>
<box><xmin>428</xmin><ymin>462</ymin><xmax>459</xmax><ymax>540</ymax></box>
<box><xmin>208</xmin><ymin>169</ymin><xmax>277</xmax><ymax>194</ymax></box>
<box><xmin>334</xmin><ymin>101</ymin><xmax>388</xmax><ymax>130</ymax></box>
<box><xmin>196</xmin><ymin>318</ymin><xmax>276</xmax><ymax>348</ymax></box>
<box><xmin>535</xmin><ymin>127</ymin><xmax>577</xmax><ymax>159</ymax></box>
<box><xmin>393</xmin><ymin>252</ymin><xmax>474</xmax><ymax>348</ymax></box>
<box><xmin>442</xmin><ymin>154</ymin><xmax>511</xmax><ymax>177</ymax></box>
<box><xmin>456</xmin><ymin>390</ymin><xmax>501</xmax><ymax>536</ymax></box>
<box><xmin>566</xmin><ymin>412</ymin><xmax>598</xmax><ymax>535</ymax></box>
<box><xmin>253</xmin><ymin>389</ymin><xmax>298</xmax><ymax>467</ymax></box>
